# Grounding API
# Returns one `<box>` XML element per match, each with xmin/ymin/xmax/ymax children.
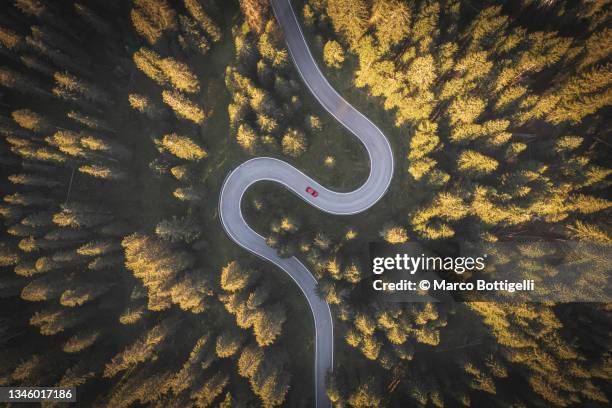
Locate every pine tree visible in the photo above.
<box><xmin>457</xmin><ymin>150</ymin><xmax>499</xmax><ymax>176</ymax></box>
<box><xmin>215</xmin><ymin>329</ymin><xmax>245</xmax><ymax>358</ymax></box>
<box><xmin>170</xmin><ymin>271</ymin><xmax>212</xmax><ymax>313</ymax></box>
<box><xmin>133</xmin><ymin>48</ymin><xmax>200</xmax><ymax>93</ymax></box>
<box><xmin>122</xmin><ymin>233</ymin><xmax>194</xmax><ymax>311</ymax></box>
<box><xmin>133</xmin><ymin>47</ymin><xmax>167</xmax><ymax>84</ymax></box>
<box><xmin>192</xmin><ymin>372</ymin><xmax>230</xmax><ymax>407</ymax></box>
<box><xmin>448</xmin><ymin>96</ymin><xmax>486</xmax><ymax>126</ymax></box>
<box><xmin>220</xmin><ymin>261</ymin><xmax>254</xmax><ymax>292</ymax></box>
<box><xmin>11</xmin><ymin>354</ymin><xmax>43</xmax><ymax>382</ymax></box>
<box><xmin>179</xmin><ymin>14</ymin><xmax>211</xmax><ymax>55</ymax></box>
<box><xmin>412</xmin><ymin>192</ymin><xmax>468</xmax><ymax>239</ymax></box>
<box><xmin>155</xmin><ymin>215</ymin><xmax>201</xmax><ymax>242</ymax></box>
<box><xmin>119</xmin><ymin>305</ymin><xmax>146</xmax><ymax>325</ymax></box>
<box><xmin>566</xmin><ymin>221</ymin><xmax>611</xmax><ymax>243</ymax></box>
<box><xmin>52</xmin><ymin>71</ymin><xmax>112</xmax><ymax>105</ymax></box>
<box><xmin>323</xmin><ymin>40</ymin><xmax>345</xmax><ymax>68</ymax></box>
<box><xmin>30</xmin><ymin>306</ymin><xmax>86</xmax><ymax>335</ymax></box>
<box><xmin>239</xmin><ymin>0</ymin><xmax>269</xmax><ymax>34</ymax></box>
<box><xmin>347</xmin><ymin>378</ymin><xmax>382</xmax><ymax>407</ymax></box>
<box><xmin>326</xmin><ymin>0</ymin><xmax>369</xmax><ymax>46</ymax></box>
<box><xmin>380</xmin><ymin>223</ymin><xmax>409</xmax><ymax>244</ymax></box>
<box><xmin>77</xmin><ymin>240</ymin><xmax>118</xmax><ymax>256</ymax></box>
<box><xmin>184</xmin><ymin>0</ymin><xmax>221</xmax><ymax>43</ymax></box>
<box><xmin>173</xmin><ymin>186</ymin><xmax>202</xmax><ymax>201</ymax></box>
<box><xmin>60</xmin><ymin>283</ymin><xmax>111</xmax><ymax>307</ymax></box>
<box><xmin>11</xmin><ymin>109</ymin><xmax>52</xmax><ymax>132</ymax></box>
<box><xmin>158</xmin><ymin>56</ymin><xmax>200</xmax><ymax>93</ymax></box>
<box><xmin>408</xmin><ymin>121</ymin><xmax>442</xmax><ymax>181</ymax></box>
<box><xmin>52</xmin><ymin>202</ymin><xmax>113</xmax><ymax>228</ymax></box>
<box><xmin>281</xmin><ymin>128</ymin><xmax>307</xmax><ymax>157</ymax></box>
<box><xmin>20</xmin><ymin>275</ymin><xmax>63</xmax><ymax>302</ymax></box>
<box><xmin>546</xmin><ymin>64</ymin><xmax>612</xmax><ymax>124</ymax></box>
<box><xmin>103</xmin><ymin>318</ymin><xmax>176</xmax><ymax>378</ymax></box>
<box><xmin>129</xmin><ymin>93</ymin><xmax>165</xmax><ymax>118</ymax></box>
<box><xmin>236</xmin><ymin>123</ymin><xmax>259</xmax><ymax>152</ymax></box>
<box><xmin>68</xmin><ymin>110</ymin><xmax>114</xmax><ymax>132</ymax></box>
<box><xmin>79</xmin><ymin>164</ymin><xmax>126</xmax><ymax>180</ymax></box>
<box><xmin>248</xmin><ymin>350</ymin><xmax>291</xmax><ymax>406</ymax></box>
<box><xmin>162</xmin><ymin>90</ymin><xmax>206</xmax><ymax>123</ymax></box>
<box><xmin>238</xmin><ymin>343</ymin><xmax>263</xmax><ymax>378</ymax></box>
<box><xmin>371</xmin><ymin>0</ymin><xmax>411</xmax><ymax>50</ymax></box>
<box><xmin>131</xmin><ymin>0</ymin><xmax>177</xmax><ymax>45</ymax></box>
<box><xmin>252</xmin><ymin>303</ymin><xmax>286</xmax><ymax>346</ymax></box>
<box><xmin>62</xmin><ymin>330</ymin><xmax>100</xmax><ymax>353</ymax></box>
<box><xmin>158</xmin><ymin>133</ymin><xmax>207</xmax><ymax>161</ymax></box>
<box><xmin>0</xmin><ymin>26</ymin><xmax>22</xmax><ymax>50</ymax></box>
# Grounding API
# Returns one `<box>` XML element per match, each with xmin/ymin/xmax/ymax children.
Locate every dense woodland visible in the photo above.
<box><xmin>0</xmin><ymin>0</ymin><xmax>610</xmax><ymax>407</ymax></box>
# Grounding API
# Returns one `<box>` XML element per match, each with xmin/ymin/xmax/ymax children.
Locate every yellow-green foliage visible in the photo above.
<box><xmin>162</xmin><ymin>90</ymin><xmax>206</xmax><ymax>123</ymax></box>
<box><xmin>133</xmin><ymin>47</ymin><xmax>200</xmax><ymax>93</ymax></box>
<box><xmin>131</xmin><ymin>0</ymin><xmax>177</xmax><ymax>44</ymax></box>
<box><xmin>184</xmin><ymin>0</ymin><xmax>221</xmax><ymax>42</ymax></box>
<box><xmin>323</xmin><ymin>40</ymin><xmax>345</xmax><ymax>68</ymax></box>
<box><xmin>0</xmin><ymin>26</ymin><xmax>22</xmax><ymax>49</ymax></box>
<box><xmin>160</xmin><ymin>133</ymin><xmax>207</xmax><ymax>161</ymax></box>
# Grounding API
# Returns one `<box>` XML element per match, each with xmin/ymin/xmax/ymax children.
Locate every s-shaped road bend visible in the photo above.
<box><xmin>219</xmin><ymin>0</ymin><xmax>394</xmax><ymax>406</ymax></box>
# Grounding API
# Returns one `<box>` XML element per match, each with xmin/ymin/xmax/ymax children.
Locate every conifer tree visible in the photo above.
<box><xmin>52</xmin><ymin>71</ymin><xmax>112</xmax><ymax>105</ymax></box>
<box><xmin>184</xmin><ymin>0</ymin><xmax>222</xmax><ymax>43</ymax></box>
<box><xmin>157</xmin><ymin>133</ymin><xmax>207</xmax><ymax>161</ymax></box>
<box><xmin>62</xmin><ymin>330</ymin><xmax>100</xmax><ymax>353</ymax></box>
<box><xmin>323</xmin><ymin>40</ymin><xmax>345</xmax><ymax>68</ymax></box>
<box><xmin>162</xmin><ymin>90</ymin><xmax>206</xmax><ymax>124</ymax></box>
<box><xmin>103</xmin><ymin>318</ymin><xmax>176</xmax><ymax>378</ymax></box>
<box><xmin>239</xmin><ymin>0</ymin><xmax>269</xmax><ymax>34</ymax></box>
<box><xmin>281</xmin><ymin>128</ymin><xmax>307</xmax><ymax>157</ymax></box>
<box><xmin>122</xmin><ymin>233</ymin><xmax>194</xmax><ymax>311</ymax></box>
<box><xmin>326</xmin><ymin>0</ymin><xmax>369</xmax><ymax>46</ymax></box>
<box><xmin>131</xmin><ymin>0</ymin><xmax>177</xmax><ymax>45</ymax></box>
<box><xmin>380</xmin><ymin>223</ymin><xmax>409</xmax><ymax>244</ymax></box>
<box><xmin>155</xmin><ymin>215</ymin><xmax>201</xmax><ymax>243</ymax></box>
<box><xmin>129</xmin><ymin>93</ymin><xmax>165</xmax><ymax>118</ymax></box>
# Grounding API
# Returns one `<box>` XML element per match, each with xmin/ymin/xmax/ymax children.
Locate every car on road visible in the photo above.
<box><xmin>306</xmin><ymin>186</ymin><xmax>319</xmax><ymax>197</ymax></box>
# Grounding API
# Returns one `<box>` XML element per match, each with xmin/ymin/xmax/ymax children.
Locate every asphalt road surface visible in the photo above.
<box><xmin>219</xmin><ymin>1</ymin><xmax>394</xmax><ymax>406</ymax></box>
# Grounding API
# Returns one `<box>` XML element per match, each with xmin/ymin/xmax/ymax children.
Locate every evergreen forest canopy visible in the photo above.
<box><xmin>0</xmin><ymin>0</ymin><xmax>610</xmax><ymax>407</ymax></box>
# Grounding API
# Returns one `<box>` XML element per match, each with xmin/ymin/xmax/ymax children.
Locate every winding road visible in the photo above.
<box><xmin>219</xmin><ymin>0</ymin><xmax>394</xmax><ymax>406</ymax></box>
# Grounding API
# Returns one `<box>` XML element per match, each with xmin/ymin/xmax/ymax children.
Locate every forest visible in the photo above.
<box><xmin>0</xmin><ymin>0</ymin><xmax>610</xmax><ymax>407</ymax></box>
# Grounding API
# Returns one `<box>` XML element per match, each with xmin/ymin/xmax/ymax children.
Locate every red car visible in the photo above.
<box><xmin>306</xmin><ymin>186</ymin><xmax>319</xmax><ymax>197</ymax></box>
